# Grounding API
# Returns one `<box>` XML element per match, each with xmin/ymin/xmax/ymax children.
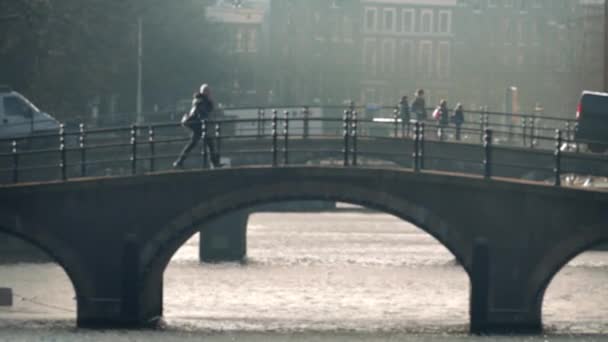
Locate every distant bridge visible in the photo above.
<box><xmin>0</xmin><ymin>107</ymin><xmax>607</xmax><ymax>334</ymax></box>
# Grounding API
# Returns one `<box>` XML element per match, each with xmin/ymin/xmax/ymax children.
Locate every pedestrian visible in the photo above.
<box><xmin>433</xmin><ymin>99</ymin><xmax>449</xmax><ymax>140</ymax></box>
<box><xmin>173</xmin><ymin>84</ymin><xmax>222</xmax><ymax>168</ymax></box>
<box><xmin>452</xmin><ymin>103</ymin><xmax>465</xmax><ymax>141</ymax></box>
<box><xmin>411</xmin><ymin>89</ymin><xmax>427</xmax><ymax>121</ymax></box>
<box><xmin>399</xmin><ymin>95</ymin><xmax>410</xmax><ymax>137</ymax></box>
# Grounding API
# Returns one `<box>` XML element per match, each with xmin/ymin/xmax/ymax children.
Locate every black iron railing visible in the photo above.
<box><xmin>0</xmin><ymin>105</ymin><xmax>606</xmax><ymax>187</ymax></box>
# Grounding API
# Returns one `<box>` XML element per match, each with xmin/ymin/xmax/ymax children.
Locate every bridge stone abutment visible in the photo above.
<box><xmin>199</xmin><ymin>209</ymin><xmax>249</xmax><ymax>262</ymax></box>
<box><xmin>0</xmin><ymin>167</ymin><xmax>606</xmax><ymax>333</ymax></box>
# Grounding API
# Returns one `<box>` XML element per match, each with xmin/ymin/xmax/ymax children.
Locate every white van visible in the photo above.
<box><xmin>0</xmin><ymin>85</ymin><xmax>60</xmax><ymax>139</ymax></box>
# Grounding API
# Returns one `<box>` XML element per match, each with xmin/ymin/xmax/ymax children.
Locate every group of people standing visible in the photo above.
<box><xmin>399</xmin><ymin>89</ymin><xmax>466</xmax><ymax>141</ymax></box>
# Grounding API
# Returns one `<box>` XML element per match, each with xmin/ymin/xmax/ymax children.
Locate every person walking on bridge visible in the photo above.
<box><xmin>399</xmin><ymin>95</ymin><xmax>410</xmax><ymax>137</ymax></box>
<box><xmin>411</xmin><ymin>89</ymin><xmax>427</xmax><ymax>121</ymax></box>
<box><xmin>433</xmin><ymin>99</ymin><xmax>449</xmax><ymax>141</ymax></box>
<box><xmin>173</xmin><ymin>84</ymin><xmax>222</xmax><ymax>168</ymax></box>
<box><xmin>452</xmin><ymin>103</ymin><xmax>465</xmax><ymax>141</ymax></box>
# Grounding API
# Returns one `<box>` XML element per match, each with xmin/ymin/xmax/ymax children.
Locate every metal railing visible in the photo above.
<box><xmin>0</xmin><ymin>105</ymin><xmax>606</xmax><ymax>187</ymax></box>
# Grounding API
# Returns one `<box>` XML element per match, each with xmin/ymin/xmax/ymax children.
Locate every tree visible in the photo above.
<box><xmin>0</xmin><ymin>0</ymin><xmax>229</xmax><ymax>123</ymax></box>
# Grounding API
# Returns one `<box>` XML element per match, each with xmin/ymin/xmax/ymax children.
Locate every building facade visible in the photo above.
<box><xmin>206</xmin><ymin>0</ymin><xmax>269</xmax><ymax>106</ymax></box>
<box><xmin>268</xmin><ymin>0</ymin><xmax>361</xmax><ymax>106</ymax></box>
<box><xmin>263</xmin><ymin>0</ymin><xmax>603</xmax><ymax>115</ymax></box>
<box><xmin>454</xmin><ymin>0</ymin><xmax>603</xmax><ymax>117</ymax></box>
<box><xmin>360</xmin><ymin>0</ymin><xmax>457</xmax><ymax>108</ymax></box>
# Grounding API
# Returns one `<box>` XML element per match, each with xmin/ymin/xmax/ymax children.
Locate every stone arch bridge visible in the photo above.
<box><xmin>0</xmin><ymin>166</ymin><xmax>606</xmax><ymax>334</ymax></box>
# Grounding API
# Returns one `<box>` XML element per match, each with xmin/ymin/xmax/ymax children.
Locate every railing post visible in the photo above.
<box><xmin>130</xmin><ymin>124</ymin><xmax>137</xmax><ymax>175</ymax></box>
<box><xmin>283</xmin><ymin>110</ymin><xmax>289</xmax><ymax>165</ymax></box>
<box><xmin>351</xmin><ymin>110</ymin><xmax>358</xmax><ymax>166</ymax></box>
<box><xmin>343</xmin><ymin>109</ymin><xmax>350</xmax><ymax>167</ymax></box>
<box><xmin>201</xmin><ymin>120</ymin><xmax>209</xmax><ymax>169</ymax></box>
<box><xmin>479</xmin><ymin>112</ymin><xmax>485</xmax><ymax>144</ymax></box>
<box><xmin>79</xmin><ymin>123</ymin><xmax>86</xmax><ymax>177</ymax></box>
<box><xmin>419</xmin><ymin>122</ymin><xmax>425</xmax><ymax>170</ymax></box>
<box><xmin>215</xmin><ymin>122</ymin><xmax>222</xmax><ymax>164</ymax></box>
<box><xmin>393</xmin><ymin>106</ymin><xmax>399</xmax><ymax>138</ymax></box>
<box><xmin>413</xmin><ymin>122</ymin><xmax>420</xmax><ymax>172</ymax></box>
<box><xmin>148</xmin><ymin>126</ymin><xmax>155</xmax><ymax>173</ymax></box>
<box><xmin>59</xmin><ymin>123</ymin><xmax>67</xmax><ymax>181</ymax></box>
<box><xmin>565</xmin><ymin>121</ymin><xmax>572</xmax><ymax>144</ymax></box>
<box><xmin>522</xmin><ymin>118</ymin><xmax>528</xmax><ymax>147</ymax></box>
<box><xmin>272</xmin><ymin>110</ymin><xmax>278</xmax><ymax>167</ymax></box>
<box><xmin>257</xmin><ymin>108</ymin><xmax>263</xmax><ymax>137</ymax></box>
<box><xmin>11</xmin><ymin>140</ymin><xmax>18</xmax><ymax>183</ymax></box>
<box><xmin>484</xmin><ymin>129</ymin><xmax>493</xmax><ymax>179</ymax></box>
<box><xmin>554</xmin><ymin>129</ymin><xmax>562</xmax><ymax>187</ymax></box>
<box><xmin>529</xmin><ymin>117</ymin><xmax>535</xmax><ymax>149</ymax></box>
<box><xmin>303</xmin><ymin>106</ymin><xmax>310</xmax><ymax>139</ymax></box>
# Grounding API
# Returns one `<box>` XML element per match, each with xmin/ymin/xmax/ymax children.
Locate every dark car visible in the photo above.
<box><xmin>576</xmin><ymin>91</ymin><xmax>608</xmax><ymax>153</ymax></box>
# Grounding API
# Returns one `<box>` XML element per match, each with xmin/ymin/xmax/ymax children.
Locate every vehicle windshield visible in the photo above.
<box><xmin>16</xmin><ymin>93</ymin><xmax>41</xmax><ymax>113</ymax></box>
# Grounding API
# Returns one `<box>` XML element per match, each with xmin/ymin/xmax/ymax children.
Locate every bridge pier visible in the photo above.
<box><xmin>199</xmin><ymin>210</ymin><xmax>249</xmax><ymax>262</ymax></box>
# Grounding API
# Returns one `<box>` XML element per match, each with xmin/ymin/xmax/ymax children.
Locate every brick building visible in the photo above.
<box><xmin>454</xmin><ymin>0</ymin><xmax>603</xmax><ymax>117</ymax></box>
<box><xmin>360</xmin><ymin>0</ymin><xmax>457</xmax><ymax>108</ymax></box>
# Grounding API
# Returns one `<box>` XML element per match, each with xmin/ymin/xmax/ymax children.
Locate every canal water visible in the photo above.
<box><xmin>0</xmin><ymin>209</ymin><xmax>607</xmax><ymax>341</ymax></box>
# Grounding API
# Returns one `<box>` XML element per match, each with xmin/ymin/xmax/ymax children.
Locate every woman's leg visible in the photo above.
<box><xmin>174</xmin><ymin>124</ymin><xmax>202</xmax><ymax>167</ymax></box>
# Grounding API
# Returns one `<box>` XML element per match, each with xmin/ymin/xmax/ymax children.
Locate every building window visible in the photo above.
<box><xmin>384</xmin><ymin>8</ymin><xmax>395</xmax><ymax>32</ymax></box>
<box><xmin>503</xmin><ymin>18</ymin><xmax>513</xmax><ymax>44</ymax></box>
<box><xmin>382</xmin><ymin>39</ymin><xmax>395</xmax><ymax>73</ymax></box>
<box><xmin>420</xmin><ymin>10</ymin><xmax>433</xmax><ymax>34</ymax></box>
<box><xmin>517</xmin><ymin>20</ymin><xmax>525</xmax><ymax>46</ymax></box>
<box><xmin>248</xmin><ymin>29</ymin><xmax>257</xmax><ymax>52</ymax></box>
<box><xmin>343</xmin><ymin>15</ymin><xmax>354</xmax><ymax>41</ymax></box>
<box><xmin>364</xmin><ymin>39</ymin><xmax>378</xmax><ymax>76</ymax></box>
<box><xmin>399</xmin><ymin>40</ymin><xmax>413</xmax><ymax>73</ymax></box>
<box><xmin>236</xmin><ymin>28</ymin><xmax>244</xmax><ymax>52</ymax></box>
<box><xmin>438</xmin><ymin>11</ymin><xmax>451</xmax><ymax>34</ymax></box>
<box><xmin>437</xmin><ymin>41</ymin><xmax>450</xmax><ymax>79</ymax></box>
<box><xmin>365</xmin><ymin>7</ymin><xmax>377</xmax><ymax>31</ymax></box>
<box><xmin>401</xmin><ymin>9</ymin><xmax>414</xmax><ymax>33</ymax></box>
<box><xmin>418</xmin><ymin>40</ymin><xmax>433</xmax><ymax>75</ymax></box>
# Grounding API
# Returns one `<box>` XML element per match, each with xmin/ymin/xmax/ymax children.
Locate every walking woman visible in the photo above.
<box><xmin>433</xmin><ymin>99</ymin><xmax>449</xmax><ymax>140</ymax></box>
<box><xmin>173</xmin><ymin>84</ymin><xmax>221</xmax><ymax>168</ymax></box>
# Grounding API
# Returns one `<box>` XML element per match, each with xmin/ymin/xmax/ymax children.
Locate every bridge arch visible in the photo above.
<box><xmin>140</xmin><ymin>178</ymin><xmax>473</xmax><ymax>316</ymax></box>
<box><xmin>0</xmin><ymin>225</ymin><xmax>92</xmax><ymax>322</ymax></box>
<box><xmin>527</xmin><ymin>223</ymin><xmax>608</xmax><ymax>327</ymax></box>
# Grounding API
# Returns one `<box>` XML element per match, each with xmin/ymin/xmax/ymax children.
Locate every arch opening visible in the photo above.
<box><xmin>0</xmin><ymin>230</ymin><xmax>78</xmax><ymax>327</ymax></box>
<box><xmin>541</xmin><ymin>239</ymin><xmax>608</xmax><ymax>334</ymax></box>
<box><xmin>155</xmin><ymin>196</ymin><xmax>471</xmax><ymax>333</ymax></box>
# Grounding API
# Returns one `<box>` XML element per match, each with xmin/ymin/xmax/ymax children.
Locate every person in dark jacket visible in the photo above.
<box><xmin>452</xmin><ymin>103</ymin><xmax>465</xmax><ymax>141</ymax></box>
<box><xmin>399</xmin><ymin>95</ymin><xmax>410</xmax><ymax>137</ymax></box>
<box><xmin>411</xmin><ymin>89</ymin><xmax>427</xmax><ymax>121</ymax></box>
<box><xmin>173</xmin><ymin>84</ymin><xmax>221</xmax><ymax>168</ymax></box>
